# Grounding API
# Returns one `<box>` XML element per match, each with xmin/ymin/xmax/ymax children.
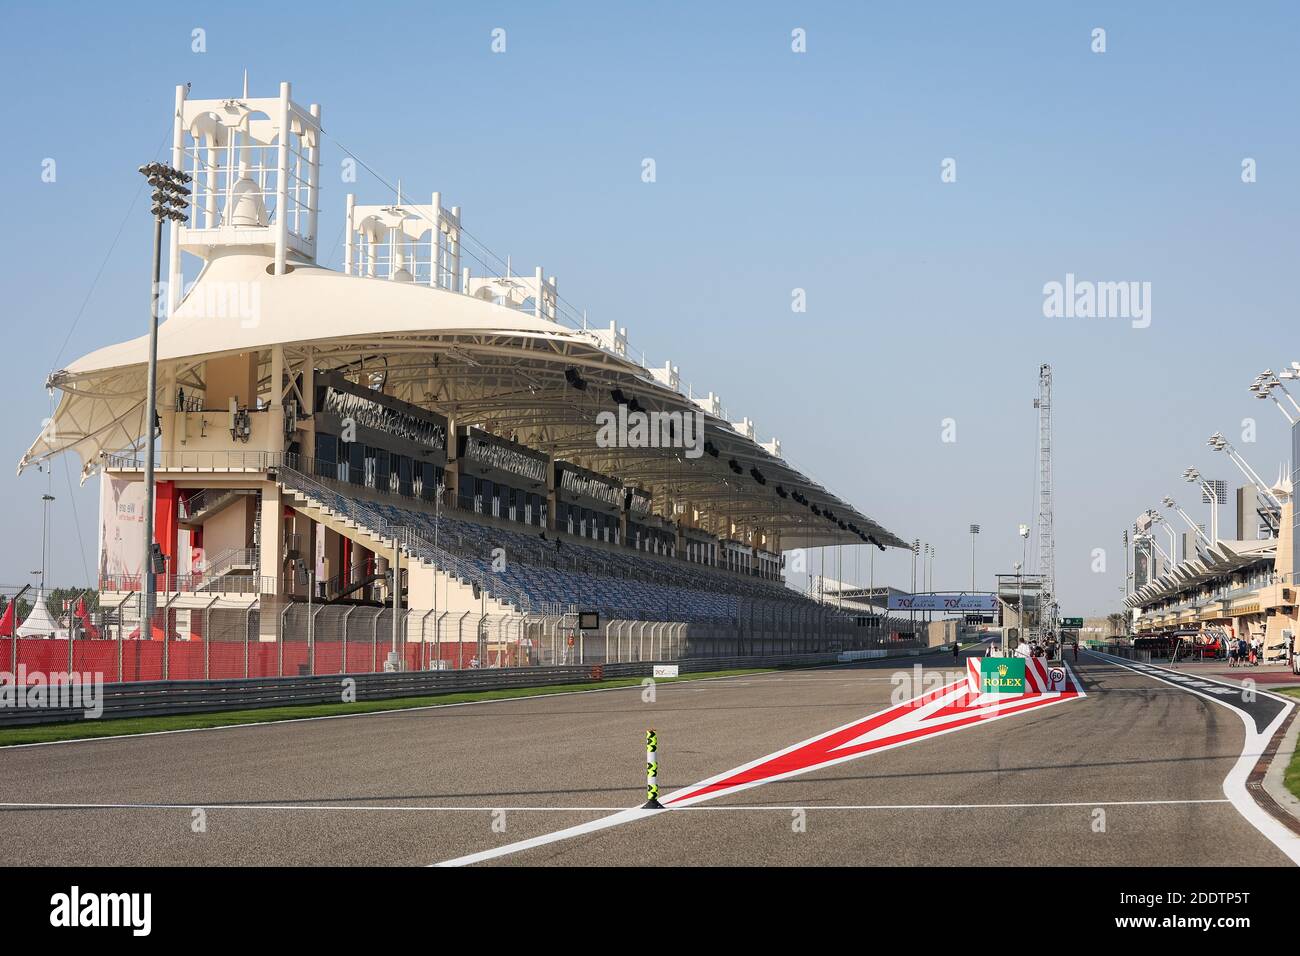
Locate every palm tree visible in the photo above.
<box><xmin>1106</xmin><ymin>612</ymin><xmax>1128</xmax><ymax>637</ymax></box>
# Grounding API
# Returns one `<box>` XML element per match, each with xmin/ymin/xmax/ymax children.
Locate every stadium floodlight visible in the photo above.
<box><xmin>1160</xmin><ymin>495</ymin><xmax>1210</xmax><ymax>543</ymax></box>
<box><xmin>1268</xmin><ymin>372</ymin><xmax>1300</xmax><ymax>414</ymax></box>
<box><xmin>1181</xmin><ymin>467</ymin><xmax>1219</xmax><ymax>542</ymax></box>
<box><xmin>1148</xmin><ymin>510</ymin><xmax>1178</xmax><ymax>562</ymax></box>
<box><xmin>1206</xmin><ymin>431</ymin><xmax>1281</xmax><ymax>507</ymax></box>
<box><xmin>136</xmin><ymin>160</ymin><xmax>190</xmax><ymax>631</ymax></box>
<box><xmin>1248</xmin><ymin>369</ymin><xmax>1298</xmax><ymax>423</ymax></box>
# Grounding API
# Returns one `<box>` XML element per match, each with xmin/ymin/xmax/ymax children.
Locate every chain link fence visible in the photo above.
<box><xmin>1</xmin><ymin>593</ymin><xmax>923</xmax><ymax>683</ymax></box>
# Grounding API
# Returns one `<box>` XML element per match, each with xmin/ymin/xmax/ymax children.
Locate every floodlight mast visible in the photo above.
<box><xmin>1161</xmin><ymin>496</ymin><xmax>1211</xmax><ymax>545</ymax></box>
<box><xmin>136</xmin><ymin>160</ymin><xmax>191</xmax><ymax>630</ymax></box>
<box><xmin>1140</xmin><ymin>529</ymin><xmax>1173</xmax><ymax>566</ymax></box>
<box><xmin>1148</xmin><ymin>510</ymin><xmax>1178</xmax><ymax>561</ymax></box>
<box><xmin>1181</xmin><ymin>467</ymin><xmax>1220</xmax><ymax>543</ymax></box>
<box><xmin>1264</xmin><ymin>368</ymin><xmax>1300</xmax><ymax>414</ymax></box>
<box><xmin>1249</xmin><ymin>371</ymin><xmax>1298</xmax><ymax>424</ymax></box>
<box><xmin>1207</xmin><ymin>432</ymin><xmax>1281</xmax><ymax>508</ymax></box>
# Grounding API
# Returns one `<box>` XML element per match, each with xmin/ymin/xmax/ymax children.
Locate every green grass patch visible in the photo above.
<box><xmin>0</xmin><ymin>668</ymin><xmax>773</xmax><ymax>748</ymax></box>
<box><xmin>1279</xmin><ymin>688</ymin><xmax>1300</xmax><ymax>801</ymax></box>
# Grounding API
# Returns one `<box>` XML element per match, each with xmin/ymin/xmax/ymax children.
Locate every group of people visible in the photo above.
<box><xmin>1014</xmin><ymin>638</ymin><xmax>1053</xmax><ymax>659</ymax></box>
<box><xmin>982</xmin><ymin>637</ymin><xmax>1058</xmax><ymax>659</ymax></box>
<box><xmin>1225</xmin><ymin>634</ymin><xmax>1264</xmax><ymax>668</ymax></box>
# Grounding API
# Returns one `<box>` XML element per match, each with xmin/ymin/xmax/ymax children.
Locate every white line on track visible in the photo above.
<box><xmin>0</xmin><ymin>797</ymin><xmax>1229</xmax><ymax>813</ymax></box>
<box><xmin>1089</xmin><ymin>650</ymin><xmax>1300</xmax><ymax>866</ymax></box>
<box><xmin>435</xmin><ymin>660</ymin><xmax>1086</xmax><ymax>866</ymax></box>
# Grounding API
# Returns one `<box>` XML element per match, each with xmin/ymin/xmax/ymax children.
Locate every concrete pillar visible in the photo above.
<box><xmin>269</xmin><ymin>345</ymin><xmax>286</xmax><ymax>457</ymax></box>
<box><xmin>258</xmin><ymin>481</ymin><xmax>284</xmax><ymax>641</ymax></box>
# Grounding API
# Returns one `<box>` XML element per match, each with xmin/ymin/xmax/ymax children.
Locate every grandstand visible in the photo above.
<box><xmin>18</xmin><ymin>79</ymin><xmax>911</xmax><ymax>671</ymax></box>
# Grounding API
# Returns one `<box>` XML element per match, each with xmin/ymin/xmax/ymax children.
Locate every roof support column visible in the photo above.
<box><xmin>273</xmin><ymin>81</ymin><xmax>291</xmax><ymax>276</ymax></box>
<box><xmin>344</xmin><ymin>194</ymin><xmax>355</xmax><ymax>275</ymax></box>
<box><xmin>166</xmin><ymin>83</ymin><xmax>187</xmax><ymax>319</ymax></box>
<box><xmin>269</xmin><ymin>344</ymin><xmax>286</xmax><ymax>460</ymax></box>
<box><xmin>305</xmin><ymin>102</ymin><xmax>321</xmax><ymax>258</ymax></box>
<box><xmin>258</xmin><ymin>480</ymin><xmax>284</xmax><ymax>642</ymax></box>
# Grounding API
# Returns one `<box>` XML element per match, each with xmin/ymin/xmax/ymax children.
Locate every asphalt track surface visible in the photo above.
<box><xmin>0</xmin><ymin>645</ymin><xmax>1293</xmax><ymax>866</ymax></box>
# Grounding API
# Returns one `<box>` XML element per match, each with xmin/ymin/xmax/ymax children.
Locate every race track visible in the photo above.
<box><xmin>0</xmin><ymin>645</ymin><xmax>1294</xmax><ymax>867</ymax></box>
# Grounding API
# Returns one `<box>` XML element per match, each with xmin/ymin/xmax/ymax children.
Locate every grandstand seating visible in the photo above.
<box><xmin>278</xmin><ymin>465</ymin><xmax>848</xmax><ymax>625</ymax></box>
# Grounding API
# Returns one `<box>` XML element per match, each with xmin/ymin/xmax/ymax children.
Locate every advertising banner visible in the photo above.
<box><xmin>98</xmin><ymin>473</ymin><xmax>147</xmax><ymax>581</ymax></box>
<box><xmin>887</xmin><ymin>593</ymin><xmax>996</xmax><ymax>612</ymax></box>
<box><xmin>976</xmin><ymin>657</ymin><xmax>1026</xmax><ymax>695</ymax></box>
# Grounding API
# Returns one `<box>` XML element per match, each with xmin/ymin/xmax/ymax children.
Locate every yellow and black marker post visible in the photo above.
<box><xmin>643</xmin><ymin>729</ymin><xmax>664</xmax><ymax>809</ymax></box>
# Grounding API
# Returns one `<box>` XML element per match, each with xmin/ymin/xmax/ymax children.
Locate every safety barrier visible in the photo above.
<box><xmin>836</xmin><ymin>648</ymin><xmax>926</xmax><ymax>662</ymax></box>
<box><xmin>0</xmin><ymin>652</ymin><xmax>840</xmax><ymax>727</ymax></box>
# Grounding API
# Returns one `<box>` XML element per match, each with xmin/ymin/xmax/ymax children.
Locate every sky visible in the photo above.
<box><xmin>1</xmin><ymin>1</ymin><xmax>1297</xmax><ymax>615</ymax></box>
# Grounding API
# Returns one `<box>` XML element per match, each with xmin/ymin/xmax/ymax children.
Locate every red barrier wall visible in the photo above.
<box><xmin>0</xmin><ymin>637</ymin><xmax>482</xmax><ymax>683</ymax></box>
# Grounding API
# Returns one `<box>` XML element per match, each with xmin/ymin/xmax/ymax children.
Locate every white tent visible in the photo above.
<box><xmin>17</xmin><ymin>591</ymin><xmax>66</xmax><ymax>639</ymax></box>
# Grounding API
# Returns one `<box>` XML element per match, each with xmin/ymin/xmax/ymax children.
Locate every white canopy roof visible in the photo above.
<box><xmin>1126</xmin><ymin>538</ymin><xmax>1275</xmax><ymax>610</ymax></box>
<box><xmin>23</xmin><ymin>251</ymin><xmax>907</xmax><ymax>549</ymax></box>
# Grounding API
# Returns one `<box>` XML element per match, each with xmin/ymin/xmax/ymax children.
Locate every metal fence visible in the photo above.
<box><xmin>1</xmin><ymin>596</ymin><xmax>924</xmax><ymax>683</ymax></box>
<box><xmin>0</xmin><ymin>652</ymin><xmax>862</xmax><ymax>727</ymax></box>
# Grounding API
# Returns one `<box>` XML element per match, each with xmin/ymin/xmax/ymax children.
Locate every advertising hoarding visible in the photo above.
<box><xmin>887</xmin><ymin>593</ymin><xmax>996</xmax><ymax>612</ymax></box>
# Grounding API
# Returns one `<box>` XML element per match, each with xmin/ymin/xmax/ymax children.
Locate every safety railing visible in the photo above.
<box><xmin>98</xmin><ymin>573</ymin><xmax>274</xmax><ymax>595</ymax></box>
<box><xmin>103</xmin><ymin>449</ymin><xmax>277</xmax><ymax>472</ymax></box>
<box><xmin>199</xmin><ymin>547</ymin><xmax>260</xmax><ymax>581</ymax></box>
<box><xmin>274</xmin><ymin>460</ymin><xmax>536</xmax><ymax>614</ymax></box>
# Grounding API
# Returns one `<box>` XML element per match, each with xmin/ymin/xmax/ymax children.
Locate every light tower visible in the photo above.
<box><xmin>1033</xmin><ymin>364</ymin><xmax>1056</xmax><ymax>632</ymax></box>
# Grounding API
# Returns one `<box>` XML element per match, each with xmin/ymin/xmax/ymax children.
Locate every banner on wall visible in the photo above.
<box><xmin>887</xmin><ymin>593</ymin><xmax>997</xmax><ymax>612</ymax></box>
<box><xmin>99</xmin><ymin>473</ymin><xmax>147</xmax><ymax>581</ymax></box>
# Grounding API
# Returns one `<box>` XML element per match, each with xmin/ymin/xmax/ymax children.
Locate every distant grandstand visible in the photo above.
<box><xmin>18</xmin><ymin>79</ymin><xmax>911</xmax><ymax>674</ymax></box>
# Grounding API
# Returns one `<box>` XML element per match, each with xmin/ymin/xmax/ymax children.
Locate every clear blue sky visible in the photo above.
<box><xmin>2</xmin><ymin>1</ymin><xmax>1297</xmax><ymax>614</ymax></box>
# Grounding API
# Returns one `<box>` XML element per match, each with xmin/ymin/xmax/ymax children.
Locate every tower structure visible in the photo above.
<box><xmin>167</xmin><ymin>79</ymin><xmax>323</xmax><ymax>315</ymax></box>
<box><xmin>345</xmin><ymin>189</ymin><xmax>464</xmax><ymax>291</ymax></box>
<box><xmin>1033</xmin><ymin>363</ymin><xmax>1056</xmax><ymax>628</ymax></box>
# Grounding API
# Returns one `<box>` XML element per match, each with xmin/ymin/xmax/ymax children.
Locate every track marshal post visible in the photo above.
<box><xmin>643</xmin><ymin>729</ymin><xmax>664</xmax><ymax>809</ymax></box>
